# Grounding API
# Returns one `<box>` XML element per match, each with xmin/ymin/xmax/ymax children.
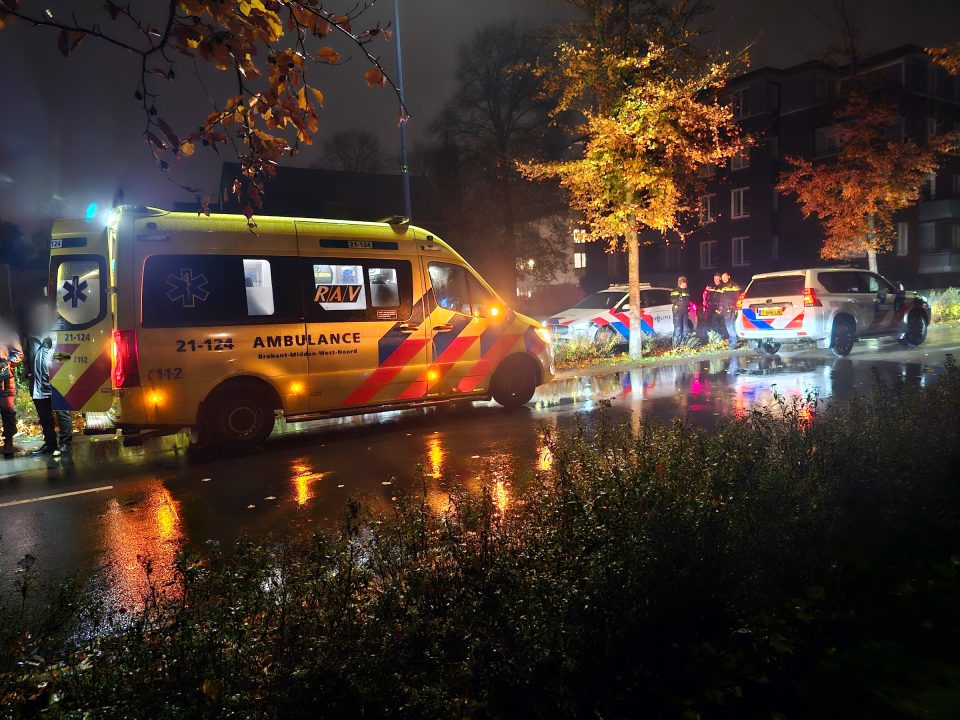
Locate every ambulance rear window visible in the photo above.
<box><xmin>53</xmin><ymin>255</ymin><xmax>106</xmax><ymax>330</ymax></box>
<box><xmin>744</xmin><ymin>275</ymin><xmax>804</xmax><ymax>299</ymax></box>
<box><xmin>142</xmin><ymin>254</ymin><xmax>301</xmax><ymax>328</ymax></box>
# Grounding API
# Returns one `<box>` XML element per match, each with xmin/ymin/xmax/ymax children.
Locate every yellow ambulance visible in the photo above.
<box><xmin>48</xmin><ymin>207</ymin><xmax>554</xmax><ymax>449</ymax></box>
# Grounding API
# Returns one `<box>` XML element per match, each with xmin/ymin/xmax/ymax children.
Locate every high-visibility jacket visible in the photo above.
<box><xmin>671</xmin><ymin>286</ymin><xmax>691</xmax><ymax>314</ymax></box>
<box><xmin>717</xmin><ymin>282</ymin><xmax>741</xmax><ymax>314</ymax></box>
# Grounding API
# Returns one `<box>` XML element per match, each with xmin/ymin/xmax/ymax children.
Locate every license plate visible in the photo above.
<box><xmin>757</xmin><ymin>306</ymin><xmax>785</xmax><ymax>317</ymax></box>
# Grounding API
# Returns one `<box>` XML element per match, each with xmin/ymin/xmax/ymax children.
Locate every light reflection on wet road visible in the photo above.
<box><xmin>0</xmin><ymin>327</ymin><xmax>956</xmax><ymax>608</ymax></box>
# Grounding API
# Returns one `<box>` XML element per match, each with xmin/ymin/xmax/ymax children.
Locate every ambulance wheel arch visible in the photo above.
<box><xmin>490</xmin><ymin>353</ymin><xmax>541</xmax><ymax>409</ymax></box>
<box><xmin>198</xmin><ymin>375</ymin><xmax>282</xmax><ymax>449</ymax></box>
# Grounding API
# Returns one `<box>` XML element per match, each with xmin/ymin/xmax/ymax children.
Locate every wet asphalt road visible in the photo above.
<box><xmin>1</xmin><ymin>325</ymin><xmax>958</xmax><ymax>609</ymax></box>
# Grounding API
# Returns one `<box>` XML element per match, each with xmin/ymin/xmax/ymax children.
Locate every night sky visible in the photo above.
<box><xmin>0</xmin><ymin>0</ymin><xmax>958</xmax><ymax>233</ymax></box>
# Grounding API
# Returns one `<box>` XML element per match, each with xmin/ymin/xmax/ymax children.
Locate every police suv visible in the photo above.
<box><xmin>735</xmin><ymin>268</ymin><xmax>930</xmax><ymax>357</ymax></box>
<box><xmin>547</xmin><ymin>284</ymin><xmax>694</xmax><ymax>347</ymax></box>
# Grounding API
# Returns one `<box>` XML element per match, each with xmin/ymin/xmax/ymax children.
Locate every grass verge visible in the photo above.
<box><xmin>553</xmin><ymin>330</ymin><xmax>731</xmax><ymax>371</ymax></box>
<box><xmin>2</xmin><ymin>359</ymin><xmax>960</xmax><ymax>717</ymax></box>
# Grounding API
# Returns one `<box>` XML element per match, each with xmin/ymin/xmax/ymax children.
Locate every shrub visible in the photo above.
<box><xmin>2</xmin><ymin>360</ymin><xmax>960</xmax><ymax>718</ymax></box>
<box><xmin>552</xmin><ymin>333</ymin><xmax>619</xmax><ymax>368</ymax></box>
<box><xmin>929</xmin><ymin>287</ymin><xmax>960</xmax><ymax>325</ymax></box>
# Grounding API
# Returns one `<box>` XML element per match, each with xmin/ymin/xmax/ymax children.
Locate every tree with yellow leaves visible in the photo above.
<box><xmin>522</xmin><ymin>1</ymin><xmax>743</xmax><ymax>357</ymax></box>
<box><xmin>778</xmin><ymin>92</ymin><xmax>958</xmax><ymax>273</ymax></box>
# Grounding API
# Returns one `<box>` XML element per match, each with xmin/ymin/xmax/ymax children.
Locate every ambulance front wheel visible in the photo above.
<box><xmin>491</xmin><ymin>355</ymin><xmax>539</xmax><ymax>409</ymax></box>
<box><xmin>202</xmin><ymin>384</ymin><xmax>277</xmax><ymax>450</ymax></box>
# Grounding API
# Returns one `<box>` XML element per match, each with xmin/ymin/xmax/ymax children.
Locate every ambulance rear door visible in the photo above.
<box><xmin>48</xmin><ymin>220</ymin><xmax>113</xmax><ymax>412</ymax></box>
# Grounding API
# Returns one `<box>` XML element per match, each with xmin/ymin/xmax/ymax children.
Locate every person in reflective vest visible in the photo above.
<box><xmin>718</xmin><ymin>271</ymin><xmax>741</xmax><ymax>347</ymax></box>
<box><xmin>671</xmin><ymin>276</ymin><xmax>692</xmax><ymax>347</ymax></box>
<box><xmin>700</xmin><ymin>272</ymin><xmax>722</xmax><ymax>340</ymax></box>
<box><xmin>0</xmin><ymin>319</ymin><xmax>24</xmax><ymax>459</ymax></box>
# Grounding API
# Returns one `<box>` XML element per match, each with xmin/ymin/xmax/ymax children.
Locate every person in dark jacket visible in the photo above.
<box><xmin>671</xmin><ymin>276</ymin><xmax>693</xmax><ymax>347</ymax></box>
<box><xmin>0</xmin><ymin>319</ymin><xmax>23</xmax><ymax>459</ymax></box>
<box><xmin>700</xmin><ymin>273</ymin><xmax>722</xmax><ymax>341</ymax></box>
<box><xmin>718</xmin><ymin>271</ymin><xmax>742</xmax><ymax>348</ymax></box>
<box><xmin>26</xmin><ymin>304</ymin><xmax>72</xmax><ymax>457</ymax></box>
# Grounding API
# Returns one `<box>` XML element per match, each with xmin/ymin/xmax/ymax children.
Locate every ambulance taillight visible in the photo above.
<box><xmin>112</xmin><ymin>329</ymin><xmax>140</xmax><ymax>388</ymax></box>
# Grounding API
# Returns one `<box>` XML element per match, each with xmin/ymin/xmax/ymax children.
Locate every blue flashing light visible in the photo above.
<box><xmin>85</xmin><ymin>202</ymin><xmax>98</xmax><ymax>220</ymax></box>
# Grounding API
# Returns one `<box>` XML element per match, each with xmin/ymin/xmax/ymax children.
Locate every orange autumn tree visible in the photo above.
<box><xmin>778</xmin><ymin>92</ymin><xmax>958</xmax><ymax>272</ymax></box>
<box><xmin>0</xmin><ymin>0</ymin><xmax>398</xmax><ymax>220</ymax></box>
<box><xmin>523</xmin><ymin>2</ymin><xmax>742</xmax><ymax>358</ymax></box>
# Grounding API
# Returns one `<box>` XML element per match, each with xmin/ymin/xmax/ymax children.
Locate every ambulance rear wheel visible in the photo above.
<box><xmin>206</xmin><ymin>392</ymin><xmax>276</xmax><ymax>450</ymax></box>
<box><xmin>491</xmin><ymin>356</ymin><xmax>538</xmax><ymax>409</ymax></box>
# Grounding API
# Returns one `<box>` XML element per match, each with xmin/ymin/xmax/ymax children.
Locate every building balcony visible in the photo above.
<box><xmin>918</xmin><ymin>251</ymin><xmax>960</xmax><ymax>274</ymax></box>
<box><xmin>918</xmin><ymin>199</ymin><xmax>960</xmax><ymax>223</ymax></box>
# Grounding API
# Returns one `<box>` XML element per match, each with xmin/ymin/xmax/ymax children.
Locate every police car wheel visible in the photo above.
<box><xmin>830</xmin><ymin>317</ymin><xmax>855</xmax><ymax>357</ymax></box>
<box><xmin>899</xmin><ymin>312</ymin><xmax>927</xmax><ymax>347</ymax></box>
<box><xmin>759</xmin><ymin>342</ymin><xmax>781</xmax><ymax>356</ymax></box>
<box><xmin>209</xmin><ymin>394</ymin><xmax>275</xmax><ymax>448</ymax></box>
<box><xmin>491</xmin><ymin>357</ymin><xmax>537</xmax><ymax>409</ymax></box>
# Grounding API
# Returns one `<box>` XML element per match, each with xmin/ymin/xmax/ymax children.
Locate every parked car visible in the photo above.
<box><xmin>735</xmin><ymin>268</ymin><xmax>930</xmax><ymax>357</ymax></box>
<box><xmin>547</xmin><ymin>284</ymin><xmax>696</xmax><ymax>347</ymax></box>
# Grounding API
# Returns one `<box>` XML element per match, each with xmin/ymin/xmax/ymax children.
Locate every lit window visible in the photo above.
<box><xmin>896</xmin><ymin>223</ymin><xmax>909</xmax><ymax>257</ymax></box>
<box><xmin>699</xmin><ymin>193</ymin><xmax>716</xmax><ymax>223</ymax></box>
<box><xmin>730</xmin><ymin>148</ymin><xmax>750</xmax><ymax>171</ymax></box>
<box><xmin>925</xmin><ymin>173</ymin><xmax>937</xmax><ymax>200</ymax></box>
<box><xmin>731</xmin><ymin>187</ymin><xmax>751</xmax><ymax>219</ymax></box>
<box><xmin>700</xmin><ymin>240</ymin><xmax>717</xmax><ymax>269</ymax></box>
<box><xmin>574</xmin><ymin>251</ymin><xmax>587</xmax><ymax>269</ymax></box>
<box><xmin>732</xmin><ymin>236</ymin><xmax>750</xmax><ymax>267</ymax></box>
<box><xmin>730</xmin><ymin>88</ymin><xmax>750</xmax><ymax>119</ymax></box>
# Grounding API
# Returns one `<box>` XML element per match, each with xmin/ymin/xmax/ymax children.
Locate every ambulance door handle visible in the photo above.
<box><xmin>432</xmin><ymin>323</ymin><xmax>453</xmax><ymax>333</ymax></box>
<box><xmin>53</xmin><ymin>352</ymin><xmax>71</xmax><ymax>362</ymax></box>
<box><xmin>398</xmin><ymin>322</ymin><xmax>419</xmax><ymax>334</ymax></box>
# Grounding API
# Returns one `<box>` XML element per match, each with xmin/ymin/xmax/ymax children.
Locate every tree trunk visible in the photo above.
<box><xmin>627</xmin><ymin>219</ymin><xmax>643</xmax><ymax>359</ymax></box>
<box><xmin>866</xmin><ymin>214</ymin><xmax>878</xmax><ymax>273</ymax></box>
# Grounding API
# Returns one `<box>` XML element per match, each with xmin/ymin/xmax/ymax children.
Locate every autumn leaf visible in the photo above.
<box><xmin>179</xmin><ymin>141</ymin><xmax>195</xmax><ymax>156</ymax></box>
<box><xmin>364</xmin><ymin>67</ymin><xmax>386</xmax><ymax>88</ymax></box>
<box><xmin>316</xmin><ymin>46</ymin><xmax>340</xmax><ymax>63</ymax></box>
<box><xmin>309</xmin><ymin>86</ymin><xmax>325</xmax><ymax>107</ymax></box>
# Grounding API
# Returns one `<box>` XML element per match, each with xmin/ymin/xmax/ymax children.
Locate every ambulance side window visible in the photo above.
<box><xmin>243</xmin><ymin>259</ymin><xmax>274</xmax><ymax>316</ymax></box>
<box><xmin>303</xmin><ymin>258</ymin><xmax>413</xmax><ymax>322</ymax></box>
<box><xmin>142</xmin><ymin>254</ymin><xmax>300</xmax><ymax>328</ymax></box>
<box><xmin>53</xmin><ymin>256</ymin><xmax>106</xmax><ymax>330</ymax></box>
<box><xmin>428</xmin><ymin>263</ymin><xmax>472</xmax><ymax>315</ymax></box>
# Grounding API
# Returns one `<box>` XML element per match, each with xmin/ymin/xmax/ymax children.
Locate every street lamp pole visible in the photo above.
<box><xmin>393</xmin><ymin>0</ymin><xmax>412</xmax><ymax>220</ymax></box>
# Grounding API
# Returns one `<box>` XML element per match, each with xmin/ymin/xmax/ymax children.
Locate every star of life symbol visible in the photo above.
<box><xmin>62</xmin><ymin>275</ymin><xmax>88</xmax><ymax>308</ymax></box>
<box><xmin>166</xmin><ymin>268</ymin><xmax>210</xmax><ymax>308</ymax></box>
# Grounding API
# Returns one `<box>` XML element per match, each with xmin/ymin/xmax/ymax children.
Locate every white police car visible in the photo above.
<box><xmin>736</xmin><ymin>268</ymin><xmax>931</xmax><ymax>356</ymax></box>
<box><xmin>547</xmin><ymin>284</ymin><xmax>693</xmax><ymax>347</ymax></box>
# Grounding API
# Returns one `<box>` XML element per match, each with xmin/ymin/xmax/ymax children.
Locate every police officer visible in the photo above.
<box><xmin>671</xmin><ymin>275</ymin><xmax>692</xmax><ymax>347</ymax></box>
<box><xmin>26</xmin><ymin>303</ymin><xmax>72</xmax><ymax>457</ymax></box>
<box><xmin>701</xmin><ymin>272</ymin><xmax>722</xmax><ymax>340</ymax></box>
<box><xmin>0</xmin><ymin>318</ymin><xmax>24</xmax><ymax>459</ymax></box>
<box><xmin>718</xmin><ymin>271</ymin><xmax>741</xmax><ymax>348</ymax></box>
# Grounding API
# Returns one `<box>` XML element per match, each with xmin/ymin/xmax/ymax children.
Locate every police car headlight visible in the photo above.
<box><xmin>534</xmin><ymin>326</ymin><xmax>552</xmax><ymax>344</ymax></box>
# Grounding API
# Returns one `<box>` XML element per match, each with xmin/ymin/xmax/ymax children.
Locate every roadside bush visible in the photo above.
<box><xmin>929</xmin><ymin>287</ymin><xmax>960</xmax><ymax>325</ymax></box>
<box><xmin>3</xmin><ymin>360</ymin><xmax>960</xmax><ymax>718</ymax></box>
<box><xmin>552</xmin><ymin>333</ymin><xmax>619</xmax><ymax>368</ymax></box>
